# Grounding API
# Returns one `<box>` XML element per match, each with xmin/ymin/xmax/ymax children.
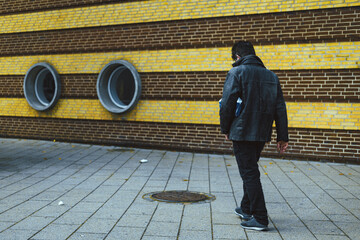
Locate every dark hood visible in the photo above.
<box><xmin>232</xmin><ymin>54</ymin><xmax>266</xmax><ymax>68</ymax></box>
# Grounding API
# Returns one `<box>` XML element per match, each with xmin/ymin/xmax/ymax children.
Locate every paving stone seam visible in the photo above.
<box><xmin>65</xmin><ymin>149</ymin><xmax>146</xmax><ymax>239</ymax></box>
<box><xmin>27</xmin><ymin>147</ymin><xmax>137</xmax><ymax>238</ymax></box>
<box><xmin>136</xmin><ymin>152</ymin><xmax>187</xmax><ymax>236</ymax></box>
<box><xmin>176</xmin><ymin>152</ymin><xmax>194</xmax><ymax>239</ymax></box>
<box><xmin>222</xmin><ymin>155</ymin><xmax>251</xmax><ymax>240</ymax></box>
<box><xmin>259</xmin><ymin>160</ymin><xmax>316</xmax><ymax>239</ymax></box>
<box><xmin>343</xmin><ymin>165</ymin><xmax>360</xmax><ymax>181</ymax></box>
<box><xmin>0</xmin><ymin>143</ymin><xmax>93</xmax><ymax>192</ymax></box>
<box><xmin>0</xmin><ymin>143</ymin><xmax>83</xmax><ymax>192</ymax></box>
<box><xmin>0</xmin><ymin>144</ymin><xmax>92</xmax><ymax>212</ymax></box>
<box><xmin>1</xmin><ymin>139</ymin><xmax>43</xmax><ymax>156</ymax></box>
<box><xmin>348</xmin><ymin>165</ymin><xmax>360</xmax><ymax>175</ymax></box>
<box><xmin>223</xmin><ymin>155</ymin><xmax>239</xmax><ymax>206</ymax></box>
<box><xmin>0</xmin><ymin>139</ymin><xmax>34</xmax><ymax>159</ymax></box>
<box><xmin>0</xmin><ymin>145</ymin><xmax>108</xmax><ymax>234</ymax></box>
<box><xmin>105</xmin><ymin>150</ymin><xmax>178</xmax><ymax>239</ymax></box>
<box><xmin>142</xmin><ymin>152</ymin><xmax>183</xmax><ymax>236</ymax></box>
<box><xmin>278</xmin><ymin>161</ymin><xmax>350</xmax><ymax>238</ymax></box>
<box><xmin>0</xmin><ymin>144</ymin><xmax>99</xmax><ymax>217</ymax></box>
<box><xmin>208</xmin><ymin>155</ymin><xmax>238</xmax><ymax>240</ymax></box>
<box><xmin>1</xmin><ymin>139</ymin><xmax>359</xmax><ymax>239</ymax></box>
<box><xmin>294</xmin><ymin>161</ymin><xmax>359</xmax><ymax>214</ymax></box>
<box><xmin>138</xmin><ymin>151</ymin><xmax>181</xmax><ymax>239</ymax></box>
<box><xmin>317</xmin><ymin>162</ymin><xmax>360</xmax><ymax>192</ymax></box>
<box><xmin>307</xmin><ymin>162</ymin><xmax>360</xmax><ymax>221</ymax></box>
<box><xmin>0</xmin><ymin>140</ymin><xmax>57</xmax><ymax>182</ymax></box>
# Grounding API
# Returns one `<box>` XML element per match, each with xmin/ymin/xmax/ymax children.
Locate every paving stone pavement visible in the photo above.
<box><xmin>0</xmin><ymin>138</ymin><xmax>359</xmax><ymax>240</ymax></box>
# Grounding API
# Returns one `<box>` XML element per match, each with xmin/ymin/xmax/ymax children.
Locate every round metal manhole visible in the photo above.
<box><xmin>143</xmin><ymin>191</ymin><xmax>215</xmax><ymax>204</ymax></box>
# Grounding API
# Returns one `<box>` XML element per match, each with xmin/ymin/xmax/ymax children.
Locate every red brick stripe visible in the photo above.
<box><xmin>265</xmin><ymin>128</ymin><xmax>360</xmax><ymax>164</ymax></box>
<box><xmin>1</xmin><ymin>69</ymin><xmax>359</xmax><ymax>102</ymax></box>
<box><xmin>0</xmin><ymin>116</ymin><xmax>358</xmax><ymax>163</ymax></box>
<box><xmin>278</xmin><ymin>69</ymin><xmax>360</xmax><ymax>103</ymax></box>
<box><xmin>0</xmin><ymin>7</ymin><xmax>359</xmax><ymax>56</ymax></box>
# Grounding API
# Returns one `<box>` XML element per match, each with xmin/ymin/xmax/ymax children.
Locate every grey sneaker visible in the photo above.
<box><xmin>234</xmin><ymin>207</ymin><xmax>252</xmax><ymax>221</ymax></box>
<box><xmin>241</xmin><ymin>217</ymin><xmax>268</xmax><ymax>231</ymax></box>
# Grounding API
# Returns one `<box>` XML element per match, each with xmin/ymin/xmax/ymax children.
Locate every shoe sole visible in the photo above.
<box><xmin>234</xmin><ymin>210</ymin><xmax>251</xmax><ymax>221</ymax></box>
<box><xmin>241</xmin><ymin>225</ymin><xmax>268</xmax><ymax>231</ymax></box>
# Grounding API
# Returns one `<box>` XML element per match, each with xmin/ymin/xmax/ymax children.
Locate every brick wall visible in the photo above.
<box><xmin>0</xmin><ymin>0</ymin><xmax>143</xmax><ymax>15</ymax></box>
<box><xmin>0</xmin><ymin>0</ymin><xmax>359</xmax><ymax>163</ymax></box>
<box><xmin>0</xmin><ymin>117</ymin><xmax>359</xmax><ymax>164</ymax></box>
<box><xmin>277</xmin><ymin>69</ymin><xmax>360</xmax><ymax>103</ymax></box>
<box><xmin>2</xmin><ymin>70</ymin><xmax>359</xmax><ymax>102</ymax></box>
<box><xmin>1</xmin><ymin>7</ymin><xmax>358</xmax><ymax>56</ymax></box>
<box><xmin>1</xmin><ymin>0</ymin><xmax>358</xmax><ymax>34</ymax></box>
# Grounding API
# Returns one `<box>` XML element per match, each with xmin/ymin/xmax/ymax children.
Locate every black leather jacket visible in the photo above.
<box><xmin>220</xmin><ymin>55</ymin><xmax>289</xmax><ymax>142</ymax></box>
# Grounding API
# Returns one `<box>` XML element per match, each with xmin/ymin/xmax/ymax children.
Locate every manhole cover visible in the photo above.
<box><xmin>143</xmin><ymin>190</ymin><xmax>215</xmax><ymax>204</ymax></box>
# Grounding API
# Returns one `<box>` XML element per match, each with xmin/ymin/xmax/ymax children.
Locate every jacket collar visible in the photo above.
<box><xmin>232</xmin><ymin>55</ymin><xmax>266</xmax><ymax>68</ymax></box>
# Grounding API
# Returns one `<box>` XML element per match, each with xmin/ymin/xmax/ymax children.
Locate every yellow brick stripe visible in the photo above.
<box><xmin>287</xmin><ymin>103</ymin><xmax>360</xmax><ymax>130</ymax></box>
<box><xmin>1</xmin><ymin>98</ymin><xmax>359</xmax><ymax>130</ymax></box>
<box><xmin>1</xmin><ymin>0</ymin><xmax>358</xmax><ymax>34</ymax></box>
<box><xmin>0</xmin><ymin>42</ymin><xmax>359</xmax><ymax>75</ymax></box>
<box><xmin>0</xmin><ymin>98</ymin><xmax>219</xmax><ymax>125</ymax></box>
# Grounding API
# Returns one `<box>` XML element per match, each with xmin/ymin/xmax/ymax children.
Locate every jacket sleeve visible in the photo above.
<box><xmin>274</xmin><ymin>79</ymin><xmax>289</xmax><ymax>142</ymax></box>
<box><xmin>220</xmin><ymin>71</ymin><xmax>241</xmax><ymax>134</ymax></box>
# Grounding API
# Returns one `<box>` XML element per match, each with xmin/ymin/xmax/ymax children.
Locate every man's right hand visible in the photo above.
<box><xmin>277</xmin><ymin>141</ymin><xmax>288</xmax><ymax>154</ymax></box>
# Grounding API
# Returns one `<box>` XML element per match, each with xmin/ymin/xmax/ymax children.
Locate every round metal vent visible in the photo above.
<box><xmin>24</xmin><ymin>62</ymin><xmax>61</xmax><ymax>111</ymax></box>
<box><xmin>97</xmin><ymin>60</ymin><xmax>141</xmax><ymax>114</ymax></box>
<box><xmin>143</xmin><ymin>191</ymin><xmax>215</xmax><ymax>204</ymax></box>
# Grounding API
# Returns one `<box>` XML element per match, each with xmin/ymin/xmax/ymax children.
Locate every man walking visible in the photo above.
<box><xmin>220</xmin><ymin>41</ymin><xmax>289</xmax><ymax>231</ymax></box>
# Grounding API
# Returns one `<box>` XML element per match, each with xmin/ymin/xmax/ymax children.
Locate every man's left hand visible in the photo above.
<box><xmin>224</xmin><ymin>134</ymin><xmax>230</xmax><ymax>141</ymax></box>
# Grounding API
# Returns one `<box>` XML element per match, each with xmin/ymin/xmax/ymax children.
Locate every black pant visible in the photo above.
<box><xmin>233</xmin><ymin>141</ymin><xmax>268</xmax><ymax>225</ymax></box>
